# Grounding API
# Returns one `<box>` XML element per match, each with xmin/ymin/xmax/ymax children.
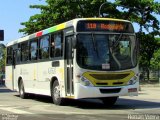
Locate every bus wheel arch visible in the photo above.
<box><xmin>18</xmin><ymin>77</ymin><xmax>22</xmax><ymax>87</ymax></box>
<box><xmin>50</xmin><ymin>77</ymin><xmax>58</xmax><ymax>95</ymax></box>
<box><xmin>50</xmin><ymin>77</ymin><xmax>65</xmax><ymax>105</ymax></box>
<box><xmin>18</xmin><ymin>77</ymin><xmax>27</xmax><ymax>99</ymax></box>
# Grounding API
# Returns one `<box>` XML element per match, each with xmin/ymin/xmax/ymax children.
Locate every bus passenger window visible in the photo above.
<box><xmin>21</xmin><ymin>42</ymin><xmax>29</xmax><ymax>62</ymax></box>
<box><xmin>7</xmin><ymin>47</ymin><xmax>13</xmax><ymax>64</ymax></box>
<box><xmin>50</xmin><ymin>34</ymin><xmax>55</xmax><ymax>58</ymax></box>
<box><xmin>55</xmin><ymin>33</ymin><xmax>62</xmax><ymax>57</ymax></box>
<box><xmin>30</xmin><ymin>40</ymin><xmax>38</xmax><ymax>60</ymax></box>
<box><xmin>15</xmin><ymin>44</ymin><xmax>21</xmax><ymax>63</ymax></box>
<box><xmin>50</xmin><ymin>33</ymin><xmax>63</xmax><ymax>58</ymax></box>
<box><xmin>39</xmin><ymin>35</ymin><xmax>50</xmax><ymax>59</ymax></box>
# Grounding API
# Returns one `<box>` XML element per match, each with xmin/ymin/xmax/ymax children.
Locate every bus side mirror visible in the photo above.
<box><xmin>0</xmin><ymin>30</ymin><xmax>4</xmax><ymax>41</ymax></box>
<box><xmin>72</xmin><ymin>35</ymin><xmax>77</xmax><ymax>48</ymax></box>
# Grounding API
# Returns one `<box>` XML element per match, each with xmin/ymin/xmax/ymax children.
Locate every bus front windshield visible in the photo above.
<box><xmin>76</xmin><ymin>34</ymin><xmax>137</xmax><ymax>71</ymax></box>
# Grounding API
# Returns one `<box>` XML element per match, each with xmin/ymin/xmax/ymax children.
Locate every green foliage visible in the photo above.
<box><xmin>150</xmin><ymin>37</ymin><xmax>160</xmax><ymax>70</ymax></box>
<box><xmin>19</xmin><ymin>0</ymin><xmax>120</xmax><ymax>34</ymax></box>
<box><xmin>0</xmin><ymin>45</ymin><xmax>6</xmax><ymax>73</ymax></box>
<box><xmin>138</xmin><ymin>33</ymin><xmax>159</xmax><ymax>67</ymax></box>
<box><xmin>150</xmin><ymin>49</ymin><xmax>160</xmax><ymax>69</ymax></box>
<box><xmin>20</xmin><ymin>0</ymin><xmax>89</xmax><ymax>34</ymax></box>
<box><xmin>115</xmin><ymin>0</ymin><xmax>160</xmax><ymax>35</ymax></box>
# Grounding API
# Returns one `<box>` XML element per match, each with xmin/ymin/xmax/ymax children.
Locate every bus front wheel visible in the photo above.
<box><xmin>100</xmin><ymin>97</ymin><xmax>118</xmax><ymax>106</ymax></box>
<box><xmin>19</xmin><ymin>80</ymin><xmax>27</xmax><ymax>99</ymax></box>
<box><xmin>51</xmin><ymin>80</ymin><xmax>65</xmax><ymax>105</ymax></box>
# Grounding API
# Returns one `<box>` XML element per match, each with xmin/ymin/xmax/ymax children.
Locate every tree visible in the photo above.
<box><xmin>139</xmin><ymin>34</ymin><xmax>159</xmax><ymax>66</ymax></box>
<box><xmin>150</xmin><ymin>38</ymin><xmax>160</xmax><ymax>70</ymax></box>
<box><xmin>19</xmin><ymin>0</ymin><xmax>122</xmax><ymax>34</ymax></box>
<box><xmin>115</xmin><ymin>0</ymin><xmax>160</xmax><ymax>35</ymax></box>
<box><xmin>0</xmin><ymin>44</ymin><xmax>6</xmax><ymax>73</ymax></box>
<box><xmin>138</xmin><ymin>33</ymin><xmax>159</xmax><ymax>80</ymax></box>
<box><xmin>19</xmin><ymin>0</ymin><xmax>97</xmax><ymax>34</ymax></box>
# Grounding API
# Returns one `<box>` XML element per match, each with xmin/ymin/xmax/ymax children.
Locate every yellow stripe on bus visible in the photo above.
<box><xmin>86</xmin><ymin>18</ymin><xmax>128</xmax><ymax>22</ymax></box>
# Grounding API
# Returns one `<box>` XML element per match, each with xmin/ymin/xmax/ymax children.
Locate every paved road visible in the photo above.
<box><xmin>0</xmin><ymin>85</ymin><xmax>160</xmax><ymax>120</ymax></box>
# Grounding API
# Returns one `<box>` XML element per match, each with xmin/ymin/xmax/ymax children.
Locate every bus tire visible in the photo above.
<box><xmin>19</xmin><ymin>80</ymin><xmax>27</xmax><ymax>99</ymax></box>
<box><xmin>100</xmin><ymin>97</ymin><xmax>118</xmax><ymax>106</ymax></box>
<box><xmin>51</xmin><ymin>80</ymin><xmax>65</xmax><ymax>105</ymax></box>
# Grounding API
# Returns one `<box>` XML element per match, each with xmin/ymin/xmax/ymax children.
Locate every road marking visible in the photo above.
<box><xmin>0</xmin><ymin>106</ymin><xmax>34</xmax><ymax>114</ymax></box>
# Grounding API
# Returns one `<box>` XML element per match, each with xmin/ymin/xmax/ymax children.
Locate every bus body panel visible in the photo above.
<box><xmin>5</xmin><ymin>66</ymin><xmax>13</xmax><ymax>90</ymax></box>
<box><xmin>17</xmin><ymin>63</ymin><xmax>38</xmax><ymax>94</ymax></box>
<box><xmin>8</xmin><ymin>60</ymin><xmax>66</xmax><ymax>97</ymax></box>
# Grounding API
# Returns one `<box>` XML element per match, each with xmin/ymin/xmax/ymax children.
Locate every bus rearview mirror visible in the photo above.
<box><xmin>72</xmin><ymin>36</ymin><xmax>77</xmax><ymax>48</ymax></box>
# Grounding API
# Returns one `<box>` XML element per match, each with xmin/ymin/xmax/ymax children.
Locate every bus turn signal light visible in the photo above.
<box><xmin>128</xmin><ymin>88</ymin><xmax>137</xmax><ymax>93</ymax></box>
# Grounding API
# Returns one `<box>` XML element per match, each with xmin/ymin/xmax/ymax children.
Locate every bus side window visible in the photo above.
<box><xmin>50</xmin><ymin>32</ymin><xmax>63</xmax><ymax>58</ymax></box>
<box><xmin>16</xmin><ymin>44</ymin><xmax>21</xmax><ymax>63</ymax></box>
<box><xmin>50</xmin><ymin>34</ymin><xmax>55</xmax><ymax>58</ymax></box>
<box><xmin>21</xmin><ymin>42</ymin><xmax>29</xmax><ymax>62</ymax></box>
<box><xmin>39</xmin><ymin>35</ymin><xmax>50</xmax><ymax>59</ymax></box>
<box><xmin>55</xmin><ymin>33</ymin><xmax>62</xmax><ymax>57</ymax></box>
<box><xmin>7</xmin><ymin>47</ymin><xmax>13</xmax><ymax>64</ymax></box>
<box><xmin>30</xmin><ymin>39</ymin><xmax>38</xmax><ymax>60</ymax></box>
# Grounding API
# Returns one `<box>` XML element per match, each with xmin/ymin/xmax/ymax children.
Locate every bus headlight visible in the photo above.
<box><xmin>127</xmin><ymin>76</ymin><xmax>138</xmax><ymax>85</ymax></box>
<box><xmin>80</xmin><ymin>76</ymin><xmax>94</xmax><ymax>87</ymax></box>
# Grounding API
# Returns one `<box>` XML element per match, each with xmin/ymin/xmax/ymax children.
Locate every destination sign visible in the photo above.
<box><xmin>77</xmin><ymin>20</ymin><xmax>134</xmax><ymax>33</ymax></box>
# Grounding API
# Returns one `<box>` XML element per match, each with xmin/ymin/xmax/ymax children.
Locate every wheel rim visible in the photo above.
<box><xmin>53</xmin><ymin>85</ymin><xmax>60</xmax><ymax>101</ymax></box>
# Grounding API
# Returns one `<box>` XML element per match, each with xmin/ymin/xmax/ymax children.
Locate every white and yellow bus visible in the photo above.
<box><xmin>5</xmin><ymin>18</ymin><xmax>139</xmax><ymax>106</ymax></box>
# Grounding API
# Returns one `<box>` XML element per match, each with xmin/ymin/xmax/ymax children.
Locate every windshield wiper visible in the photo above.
<box><xmin>91</xmin><ymin>33</ymin><xmax>99</xmax><ymax>57</ymax></box>
<box><xmin>110</xmin><ymin>34</ymin><xmax>124</xmax><ymax>70</ymax></box>
<box><xmin>112</xmin><ymin>33</ymin><xmax>123</xmax><ymax>50</ymax></box>
<box><xmin>91</xmin><ymin>33</ymin><xmax>96</xmax><ymax>51</ymax></box>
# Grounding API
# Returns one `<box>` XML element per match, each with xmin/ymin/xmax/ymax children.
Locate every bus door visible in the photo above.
<box><xmin>65</xmin><ymin>36</ymin><xmax>74</xmax><ymax>96</ymax></box>
<box><xmin>11</xmin><ymin>43</ymin><xmax>21</xmax><ymax>91</ymax></box>
<box><xmin>12</xmin><ymin>49</ymin><xmax>18</xmax><ymax>90</ymax></box>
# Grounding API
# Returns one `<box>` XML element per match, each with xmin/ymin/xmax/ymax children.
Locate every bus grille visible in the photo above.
<box><xmin>82</xmin><ymin>71</ymin><xmax>135</xmax><ymax>87</ymax></box>
<box><xmin>96</xmin><ymin>82</ymin><xmax>124</xmax><ymax>86</ymax></box>
<box><xmin>99</xmin><ymin>88</ymin><xmax>121</xmax><ymax>94</ymax></box>
<box><xmin>90</xmin><ymin>73</ymin><xmax>130</xmax><ymax>80</ymax></box>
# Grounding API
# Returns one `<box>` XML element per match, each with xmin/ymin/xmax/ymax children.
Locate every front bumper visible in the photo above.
<box><xmin>74</xmin><ymin>82</ymin><xmax>139</xmax><ymax>99</ymax></box>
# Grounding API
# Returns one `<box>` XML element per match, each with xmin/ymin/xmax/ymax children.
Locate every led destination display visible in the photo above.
<box><xmin>77</xmin><ymin>20</ymin><xmax>134</xmax><ymax>33</ymax></box>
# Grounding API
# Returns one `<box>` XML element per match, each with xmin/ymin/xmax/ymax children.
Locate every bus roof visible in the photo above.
<box><xmin>6</xmin><ymin>18</ymin><xmax>131</xmax><ymax>47</ymax></box>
